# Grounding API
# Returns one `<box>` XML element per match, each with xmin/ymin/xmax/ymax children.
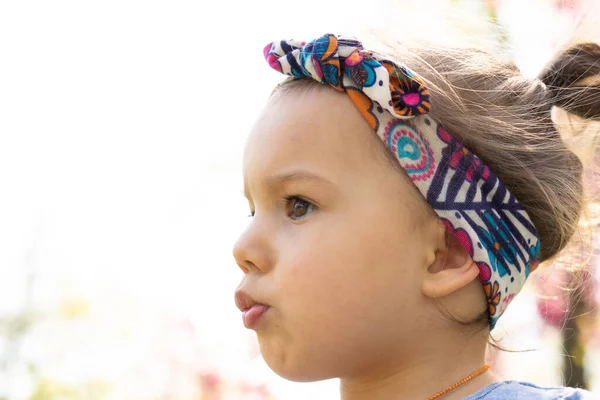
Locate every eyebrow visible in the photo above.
<box><xmin>244</xmin><ymin>171</ymin><xmax>336</xmax><ymax>199</ymax></box>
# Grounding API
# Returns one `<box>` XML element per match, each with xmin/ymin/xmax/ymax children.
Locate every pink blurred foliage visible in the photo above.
<box><xmin>156</xmin><ymin>316</ymin><xmax>274</xmax><ymax>399</ymax></box>
<box><xmin>535</xmin><ymin>269</ymin><xmax>570</xmax><ymax>328</ymax></box>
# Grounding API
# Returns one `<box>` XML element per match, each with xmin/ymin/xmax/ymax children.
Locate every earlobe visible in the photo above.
<box><xmin>422</xmin><ymin>256</ymin><xmax>480</xmax><ymax>298</ymax></box>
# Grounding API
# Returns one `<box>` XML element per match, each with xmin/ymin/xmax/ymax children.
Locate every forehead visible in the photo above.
<box><xmin>243</xmin><ymin>85</ymin><xmax>382</xmax><ymax>185</ymax></box>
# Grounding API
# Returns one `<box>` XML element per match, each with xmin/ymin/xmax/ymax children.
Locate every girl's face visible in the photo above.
<box><xmin>234</xmin><ymin>84</ymin><xmax>442</xmax><ymax>382</ymax></box>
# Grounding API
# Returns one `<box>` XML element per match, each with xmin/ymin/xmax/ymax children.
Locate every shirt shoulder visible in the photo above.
<box><xmin>463</xmin><ymin>381</ymin><xmax>594</xmax><ymax>399</ymax></box>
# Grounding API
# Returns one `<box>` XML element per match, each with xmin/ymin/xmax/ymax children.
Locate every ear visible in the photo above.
<box><xmin>422</xmin><ymin>229</ymin><xmax>481</xmax><ymax>299</ymax></box>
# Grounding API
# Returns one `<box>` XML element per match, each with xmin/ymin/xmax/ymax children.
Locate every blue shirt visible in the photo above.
<box><xmin>463</xmin><ymin>381</ymin><xmax>594</xmax><ymax>399</ymax></box>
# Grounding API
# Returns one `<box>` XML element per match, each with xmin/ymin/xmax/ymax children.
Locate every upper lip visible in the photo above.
<box><xmin>234</xmin><ymin>290</ymin><xmax>268</xmax><ymax>312</ymax></box>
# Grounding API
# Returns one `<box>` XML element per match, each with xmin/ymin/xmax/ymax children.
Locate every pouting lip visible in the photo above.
<box><xmin>234</xmin><ymin>290</ymin><xmax>269</xmax><ymax>312</ymax></box>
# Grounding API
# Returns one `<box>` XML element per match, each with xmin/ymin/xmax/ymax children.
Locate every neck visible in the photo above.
<box><xmin>339</xmin><ymin>330</ymin><xmax>497</xmax><ymax>400</ymax></box>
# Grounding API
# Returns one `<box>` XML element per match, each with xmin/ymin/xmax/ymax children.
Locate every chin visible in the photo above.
<box><xmin>269</xmin><ymin>364</ymin><xmax>333</xmax><ymax>383</ymax></box>
<box><xmin>259</xmin><ymin>341</ymin><xmax>335</xmax><ymax>382</ymax></box>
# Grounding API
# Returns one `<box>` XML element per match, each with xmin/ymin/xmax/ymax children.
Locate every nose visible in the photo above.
<box><xmin>232</xmin><ymin>221</ymin><xmax>271</xmax><ymax>274</ymax></box>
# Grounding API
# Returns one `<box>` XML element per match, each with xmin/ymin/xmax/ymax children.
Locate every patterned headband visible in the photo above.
<box><xmin>263</xmin><ymin>33</ymin><xmax>540</xmax><ymax>329</ymax></box>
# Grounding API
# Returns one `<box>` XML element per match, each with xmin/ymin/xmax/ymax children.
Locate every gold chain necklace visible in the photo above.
<box><xmin>427</xmin><ymin>364</ymin><xmax>490</xmax><ymax>400</ymax></box>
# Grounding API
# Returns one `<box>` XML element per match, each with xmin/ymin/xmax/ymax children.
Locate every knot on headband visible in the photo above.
<box><xmin>264</xmin><ymin>34</ymin><xmax>431</xmax><ymax>124</ymax></box>
<box><xmin>263</xmin><ymin>33</ymin><xmax>541</xmax><ymax>329</ymax></box>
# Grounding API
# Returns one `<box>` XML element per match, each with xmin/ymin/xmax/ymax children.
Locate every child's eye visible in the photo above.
<box><xmin>285</xmin><ymin>196</ymin><xmax>316</xmax><ymax>220</ymax></box>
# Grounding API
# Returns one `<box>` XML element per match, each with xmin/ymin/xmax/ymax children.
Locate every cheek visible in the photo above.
<box><xmin>261</xmin><ymin>216</ymin><xmax>426</xmax><ymax>379</ymax></box>
<box><xmin>279</xmin><ymin>214</ymin><xmax>426</xmax><ymax>319</ymax></box>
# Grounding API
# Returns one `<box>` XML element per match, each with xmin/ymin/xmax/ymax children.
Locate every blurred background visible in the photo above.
<box><xmin>0</xmin><ymin>0</ymin><xmax>599</xmax><ymax>399</ymax></box>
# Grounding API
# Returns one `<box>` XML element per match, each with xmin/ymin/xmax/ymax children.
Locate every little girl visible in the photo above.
<box><xmin>233</xmin><ymin>33</ymin><xmax>597</xmax><ymax>399</ymax></box>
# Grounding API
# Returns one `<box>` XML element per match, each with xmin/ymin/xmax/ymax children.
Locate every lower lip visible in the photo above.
<box><xmin>242</xmin><ymin>304</ymin><xmax>270</xmax><ymax>329</ymax></box>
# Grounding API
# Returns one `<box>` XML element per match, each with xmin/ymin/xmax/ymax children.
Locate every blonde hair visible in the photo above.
<box><xmin>367</xmin><ymin>40</ymin><xmax>600</xmax><ymax>264</ymax></box>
